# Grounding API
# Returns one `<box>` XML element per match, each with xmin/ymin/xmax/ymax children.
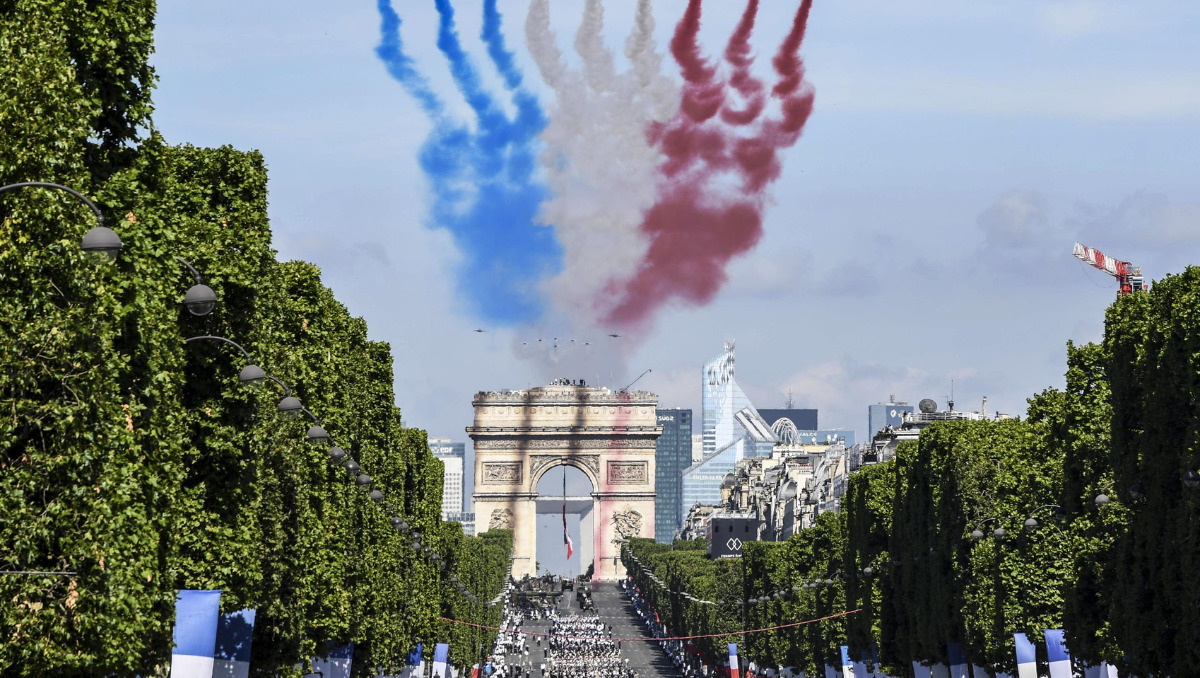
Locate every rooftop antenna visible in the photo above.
<box><xmin>622</xmin><ymin>368</ymin><xmax>652</xmax><ymax>392</ymax></box>
<box><xmin>946</xmin><ymin>379</ymin><xmax>955</xmax><ymax>412</ymax></box>
<box><xmin>785</xmin><ymin>389</ymin><xmax>795</xmax><ymax>409</ymax></box>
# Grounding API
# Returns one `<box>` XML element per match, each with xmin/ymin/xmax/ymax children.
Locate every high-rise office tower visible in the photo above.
<box><xmin>685</xmin><ymin>342</ymin><xmax>776</xmax><ymax>522</ymax></box>
<box><xmin>702</xmin><ymin>341</ymin><xmax>754</xmax><ymax>456</ymax></box>
<box><xmin>429</xmin><ymin>438</ymin><xmax>465</xmax><ymax>520</ymax></box>
<box><xmin>655</xmin><ymin>409</ymin><xmax>692</xmax><ymax>543</ymax></box>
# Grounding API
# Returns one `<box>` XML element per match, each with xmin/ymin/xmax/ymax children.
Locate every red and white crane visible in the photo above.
<box><xmin>1072</xmin><ymin>242</ymin><xmax>1147</xmax><ymax>296</ymax></box>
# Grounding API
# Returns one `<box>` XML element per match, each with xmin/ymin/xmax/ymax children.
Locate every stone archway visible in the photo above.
<box><xmin>534</xmin><ymin>464</ymin><xmax>595</xmax><ymax>577</ymax></box>
<box><xmin>468</xmin><ymin>382</ymin><xmax>661</xmax><ymax>581</ymax></box>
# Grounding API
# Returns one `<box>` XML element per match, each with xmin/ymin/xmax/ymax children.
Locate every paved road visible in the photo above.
<box><xmin>510</xmin><ymin>583</ymin><xmax>680</xmax><ymax>678</ymax></box>
<box><xmin>589</xmin><ymin>583</ymin><xmax>681</xmax><ymax>678</ymax></box>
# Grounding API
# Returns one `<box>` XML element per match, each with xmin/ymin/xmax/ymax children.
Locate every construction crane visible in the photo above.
<box><xmin>1072</xmin><ymin>242</ymin><xmax>1147</xmax><ymax>297</ymax></box>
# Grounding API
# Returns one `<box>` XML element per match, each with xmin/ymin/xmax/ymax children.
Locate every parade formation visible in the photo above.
<box><xmin>486</xmin><ymin>576</ymin><xmax>652</xmax><ymax>678</ymax></box>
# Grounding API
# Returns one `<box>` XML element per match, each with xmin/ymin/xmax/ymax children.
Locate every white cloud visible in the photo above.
<box><xmin>977</xmin><ymin>190</ymin><xmax>1049</xmax><ymax>247</ymax></box>
<box><xmin>1035</xmin><ymin>1</ymin><xmax>1146</xmax><ymax>39</ymax></box>
<box><xmin>764</xmin><ymin>357</ymin><xmax>996</xmax><ymax>438</ymax></box>
<box><xmin>1068</xmin><ymin>192</ymin><xmax>1200</xmax><ymax>247</ymax></box>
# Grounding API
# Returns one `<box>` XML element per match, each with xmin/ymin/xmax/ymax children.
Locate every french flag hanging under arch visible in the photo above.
<box><xmin>729</xmin><ymin>643</ymin><xmax>740</xmax><ymax>678</ymax></box>
<box><xmin>563</xmin><ymin>505</ymin><xmax>573</xmax><ymax>560</ymax></box>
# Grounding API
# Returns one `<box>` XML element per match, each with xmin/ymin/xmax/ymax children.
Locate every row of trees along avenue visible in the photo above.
<box><xmin>0</xmin><ymin>1</ymin><xmax>510</xmax><ymax>675</ymax></box>
<box><xmin>623</xmin><ymin>268</ymin><xmax>1200</xmax><ymax>678</ymax></box>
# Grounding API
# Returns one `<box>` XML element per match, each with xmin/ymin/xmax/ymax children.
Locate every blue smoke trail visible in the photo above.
<box><xmin>376</xmin><ymin>0</ymin><xmax>561</xmax><ymax>325</ymax></box>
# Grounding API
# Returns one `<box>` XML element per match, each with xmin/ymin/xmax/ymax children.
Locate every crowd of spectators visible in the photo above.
<box><xmin>621</xmin><ymin>580</ymin><xmax>712</xmax><ymax>678</ymax></box>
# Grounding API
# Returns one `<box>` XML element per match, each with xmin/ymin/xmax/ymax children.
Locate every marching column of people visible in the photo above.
<box><xmin>545</xmin><ymin>612</ymin><xmax>635</xmax><ymax>678</ymax></box>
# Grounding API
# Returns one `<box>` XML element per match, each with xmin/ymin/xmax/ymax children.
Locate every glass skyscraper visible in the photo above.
<box><xmin>654</xmin><ymin>409</ymin><xmax>692</xmax><ymax>543</ymax></box>
<box><xmin>684</xmin><ymin>342</ymin><xmax>777</xmax><ymax>523</ymax></box>
<box><xmin>702</xmin><ymin>341</ymin><xmax>754</xmax><ymax>456</ymax></box>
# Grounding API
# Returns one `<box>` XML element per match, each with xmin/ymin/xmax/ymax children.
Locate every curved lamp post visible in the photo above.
<box><xmin>1023</xmin><ymin>504</ymin><xmax>1063</xmax><ymax>529</ymax></box>
<box><xmin>175</xmin><ymin>257</ymin><xmax>218</xmax><ymax>316</ymax></box>
<box><xmin>184</xmin><ymin>335</ymin><xmax>267</xmax><ymax>383</ymax></box>
<box><xmin>0</xmin><ymin>181</ymin><xmax>119</xmax><ymax>260</ymax></box>
<box><xmin>970</xmin><ymin>516</ymin><xmax>1015</xmax><ymax>541</ymax></box>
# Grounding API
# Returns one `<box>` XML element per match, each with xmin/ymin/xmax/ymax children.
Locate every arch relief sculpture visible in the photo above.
<box><xmin>489</xmin><ymin>508</ymin><xmax>514</xmax><ymax>531</ymax></box>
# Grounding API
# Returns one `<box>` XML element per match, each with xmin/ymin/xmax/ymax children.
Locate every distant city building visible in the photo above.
<box><xmin>691</xmin><ymin>433</ymin><xmax>704</xmax><ymax>464</ymax></box>
<box><xmin>684</xmin><ymin>342</ymin><xmax>789</xmax><ymax>532</ymax></box>
<box><xmin>681</xmin><ymin>440</ymin><xmax>742</xmax><ymax>525</ymax></box>
<box><xmin>769</xmin><ymin>421</ymin><xmax>856</xmax><ymax>448</ymax></box>
<box><xmin>702</xmin><ymin>341</ymin><xmax>755</xmax><ymax>456</ymax></box>
<box><xmin>758</xmin><ymin>408</ymin><xmax>818</xmax><ymax>432</ymax></box>
<box><xmin>654</xmin><ymin>409</ymin><xmax>692</xmax><ymax>544</ymax></box>
<box><xmin>868</xmin><ymin>397</ymin><xmax>914</xmax><ymax>440</ymax></box>
<box><xmin>445</xmin><ymin>511</ymin><xmax>475</xmax><ymax>536</ymax></box>
<box><xmin>868</xmin><ymin>397</ymin><xmax>1010</xmax><ymax>464</ymax></box>
<box><xmin>682</xmin><ymin>439</ymin><xmax>852</xmax><ymax>546</ymax></box>
<box><xmin>429</xmin><ymin>438</ymin><xmax>465</xmax><ymax>520</ymax></box>
<box><xmin>707</xmin><ymin>514</ymin><xmax>759</xmax><ymax>558</ymax></box>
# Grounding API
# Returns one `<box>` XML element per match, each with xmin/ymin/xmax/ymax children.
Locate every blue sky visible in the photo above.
<box><xmin>152</xmin><ymin>0</ymin><xmax>1200</xmax><ymax>458</ymax></box>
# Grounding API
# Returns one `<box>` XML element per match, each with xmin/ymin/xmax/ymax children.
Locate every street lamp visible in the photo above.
<box><xmin>176</xmin><ymin>257</ymin><xmax>217</xmax><ymax>316</ymax></box>
<box><xmin>1094</xmin><ymin>481</ymin><xmax>1115</xmax><ymax>506</ymax></box>
<box><xmin>1023</xmin><ymin>504</ymin><xmax>1063</xmax><ymax>530</ymax></box>
<box><xmin>969</xmin><ymin>516</ymin><xmax>1011</xmax><ymax>541</ymax></box>
<box><xmin>0</xmin><ymin>181</ymin><xmax>118</xmax><ymax>261</ymax></box>
<box><xmin>184</xmin><ymin>336</ymin><xmax>267</xmax><ymax>388</ymax></box>
<box><xmin>1185</xmin><ymin>469</ymin><xmax>1200</xmax><ymax>490</ymax></box>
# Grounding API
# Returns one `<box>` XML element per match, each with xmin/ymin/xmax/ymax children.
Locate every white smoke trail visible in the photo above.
<box><xmin>524</xmin><ymin>0</ymin><xmax>681</xmax><ymax>332</ymax></box>
<box><xmin>626</xmin><ymin>0</ymin><xmax>679</xmax><ymax>121</ymax></box>
<box><xmin>524</xmin><ymin>0</ymin><xmax>567</xmax><ymax>92</ymax></box>
<box><xmin>575</xmin><ymin>0</ymin><xmax>616</xmax><ymax>93</ymax></box>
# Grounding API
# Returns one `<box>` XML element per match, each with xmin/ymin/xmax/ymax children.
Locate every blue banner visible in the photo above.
<box><xmin>433</xmin><ymin>642</ymin><xmax>450</xmax><ymax>678</ymax></box>
<box><xmin>213</xmin><ymin>608</ymin><xmax>255</xmax><ymax>678</ymax></box>
<box><xmin>1044</xmin><ymin>629</ymin><xmax>1071</xmax><ymax>678</ymax></box>
<box><xmin>171</xmin><ymin>590</ymin><xmax>223</xmax><ymax>678</ymax></box>
<box><xmin>947</xmin><ymin>643</ymin><xmax>968</xmax><ymax>678</ymax></box>
<box><xmin>307</xmin><ymin>643</ymin><xmax>353</xmax><ymax>678</ymax></box>
<box><xmin>1013</xmin><ymin>633</ymin><xmax>1037</xmax><ymax>678</ymax></box>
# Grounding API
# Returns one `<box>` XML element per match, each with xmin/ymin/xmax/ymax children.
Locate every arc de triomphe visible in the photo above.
<box><xmin>467</xmin><ymin>382</ymin><xmax>660</xmax><ymax>581</ymax></box>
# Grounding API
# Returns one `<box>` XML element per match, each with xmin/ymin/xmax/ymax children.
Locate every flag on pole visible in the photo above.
<box><xmin>406</xmin><ymin>642</ymin><xmax>425</xmax><ymax>678</ymax></box>
<box><xmin>1013</xmin><ymin>633</ymin><xmax>1037</xmax><ymax>678</ymax></box>
<box><xmin>839</xmin><ymin>646</ymin><xmax>854</xmax><ymax>678</ymax></box>
<box><xmin>433</xmin><ymin>643</ymin><xmax>450</xmax><ymax>678</ymax></box>
<box><xmin>171</xmin><ymin>590</ymin><xmax>223</xmax><ymax>678</ymax></box>
<box><xmin>1044</xmin><ymin>630</ymin><xmax>1071</xmax><ymax>678</ymax></box>
<box><xmin>213</xmin><ymin>608</ymin><xmax>256</xmax><ymax>678</ymax></box>
<box><xmin>728</xmin><ymin>644</ymin><xmax>740</xmax><ymax>678</ymax></box>
<box><xmin>307</xmin><ymin>644</ymin><xmax>353</xmax><ymax>678</ymax></box>
<box><xmin>947</xmin><ymin>643</ymin><xmax>968</xmax><ymax>678</ymax></box>
<box><xmin>563</xmin><ymin>505</ymin><xmax>574</xmax><ymax>560</ymax></box>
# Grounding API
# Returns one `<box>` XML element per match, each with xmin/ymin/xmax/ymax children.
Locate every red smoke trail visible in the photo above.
<box><xmin>721</xmin><ymin>0</ymin><xmax>765</xmax><ymax>126</ymax></box>
<box><xmin>604</xmin><ymin>0</ymin><xmax>815</xmax><ymax>328</ymax></box>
